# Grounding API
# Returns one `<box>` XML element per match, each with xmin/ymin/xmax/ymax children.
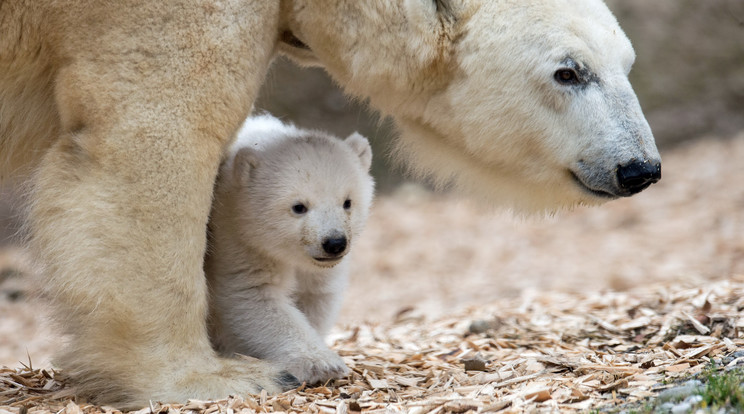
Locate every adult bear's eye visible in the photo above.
<box><xmin>292</xmin><ymin>203</ymin><xmax>308</xmax><ymax>214</ymax></box>
<box><xmin>343</xmin><ymin>199</ymin><xmax>352</xmax><ymax>210</ymax></box>
<box><xmin>554</xmin><ymin>68</ymin><xmax>579</xmax><ymax>85</ymax></box>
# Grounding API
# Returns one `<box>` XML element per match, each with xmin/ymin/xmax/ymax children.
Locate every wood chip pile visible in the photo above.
<box><xmin>2</xmin><ymin>278</ymin><xmax>743</xmax><ymax>413</ymax></box>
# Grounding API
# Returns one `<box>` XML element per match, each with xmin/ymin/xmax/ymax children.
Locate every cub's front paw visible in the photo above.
<box><xmin>284</xmin><ymin>348</ymin><xmax>349</xmax><ymax>385</ymax></box>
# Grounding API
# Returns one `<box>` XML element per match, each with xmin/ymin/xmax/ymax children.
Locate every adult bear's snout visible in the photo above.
<box><xmin>617</xmin><ymin>159</ymin><xmax>661</xmax><ymax>195</ymax></box>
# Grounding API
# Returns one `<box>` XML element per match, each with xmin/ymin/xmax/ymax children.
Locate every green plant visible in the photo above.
<box><xmin>700</xmin><ymin>367</ymin><xmax>744</xmax><ymax>411</ymax></box>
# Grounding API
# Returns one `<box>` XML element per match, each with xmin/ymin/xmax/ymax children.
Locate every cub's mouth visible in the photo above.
<box><xmin>313</xmin><ymin>256</ymin><xmax>345</xmax><ymax>267</ymax></box>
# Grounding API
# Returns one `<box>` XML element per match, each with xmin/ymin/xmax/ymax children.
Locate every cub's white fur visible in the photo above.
<box><xmin>206</xmin><ymin>115</ymin><xmax>374</xmax><ymax>384</ymax></box>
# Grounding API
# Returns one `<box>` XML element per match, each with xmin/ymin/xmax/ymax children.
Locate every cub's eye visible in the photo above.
<box><xmin>291</xmin><ymin>203</ymin><xmax>308</xmax><ymax>214</ymax></box>
<box><xmin>343</xmin><ymin>199</ymin><xmax>352</xmax><ymax>210</ymax></box>
<box><xmin>554</xmin><ymin>68</ymin><xmax>579</xmax><ymax>85</ymax></box>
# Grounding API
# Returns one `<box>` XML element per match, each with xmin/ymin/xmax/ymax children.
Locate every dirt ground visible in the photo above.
<box><xmin>1</xmin><ymin>131</ymin><xmax>743</xmax><ymax>412</ymax></box>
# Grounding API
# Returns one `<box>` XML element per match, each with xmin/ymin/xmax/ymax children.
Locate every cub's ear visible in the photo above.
<box><xmin>231</xmin><ymin>147</ymin><xmax>260</xmax><ymax>185</ymax></box>
<box><xmin>345</xmin><ymin>132</ymin><xmax>372</xmax><ymax>172</ymax></box>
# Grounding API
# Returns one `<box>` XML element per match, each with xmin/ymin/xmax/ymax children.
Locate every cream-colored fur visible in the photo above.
<box><xmin>0</xmin><ymin>0</ymin><xmax>658</xmax><ymax>407</ymax></box>
<box><xmin>281</xmin><ymin>0</ymin><xmax>661</xmax><ymax>211</ymax></box>
<box><xmin>206</xmin><ymin>115</ymin><xmax>373</xmax><ymax>384</ymax></box>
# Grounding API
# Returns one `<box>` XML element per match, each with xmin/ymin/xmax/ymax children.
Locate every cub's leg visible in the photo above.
<box><xmin>212</xmin><ymin>280</ymin><xmax>349</xmax><ymax>384</ymax></box>
<box><xmin>28</xmin><ymin>2</ymin><xmax>295</xmax><ymax>408</ymax></box>
<box><xmin>294</xmin><ymin>262</ymin><xmax>349</xmax><ymax>336</ymax></box>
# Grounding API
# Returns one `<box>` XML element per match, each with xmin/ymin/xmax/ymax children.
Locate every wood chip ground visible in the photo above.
<box><xmin>2</xmin><ymin>278</ymin><xmax>743</xmax><ymax>413</ymax></box>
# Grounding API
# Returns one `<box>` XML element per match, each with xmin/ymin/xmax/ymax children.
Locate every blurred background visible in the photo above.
<box><xmin>1</xmin><ymin>1</ymin><xmax>743</xmax><ymax>367</ymax></box>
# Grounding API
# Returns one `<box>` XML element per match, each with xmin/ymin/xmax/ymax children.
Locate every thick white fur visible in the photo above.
<box><xmin>206</xmin><ymin>115</ymin><xmax>373</xmax><ymax>384</ymax></box>
<box><xmin>0</xmin><ymin>0</ymin><xmax>658</xmax><ymax>407</ymax></box>
<box><xmin>282</xmin><ymin>0</ymin><xmax>660</xmax><ymax>211</ymax></box>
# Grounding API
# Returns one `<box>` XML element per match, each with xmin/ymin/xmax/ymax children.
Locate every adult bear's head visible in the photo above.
<box><xmin>279</xmin><ymin>0</ymin><xmax>661</xmax><ymax>211</ymax></box>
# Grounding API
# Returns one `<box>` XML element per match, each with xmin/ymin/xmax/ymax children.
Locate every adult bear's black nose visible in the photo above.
<box><xmin>617</xmin><ymin>160</ymin><xmax>661</xmax><ymax>195</ymax></box>
<box><xmin>322</xmin><ymin>237</ymin><xmax>347</xmax><ymax>255</ymax></box>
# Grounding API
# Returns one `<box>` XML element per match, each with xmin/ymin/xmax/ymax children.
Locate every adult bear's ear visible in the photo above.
<box><xmin>278</xmin><ymin>31</ymin><xmax>322</xmax><ymax>67</ymax></box>
<box><xmin>231</xmin><ymin>147</ymin><xmax>260</xmax><ymax>185</ymax></box>
<box><xmin>345</xmin><ymin>132</ymin><xmax>372</xmax><ymax>172</ymax></box>
<box><xmin>404</xmin><ymin>0</ymin><xmax>455</xmax><ymax>29</ymax></box>
<box><xmin>434</xmin><ymin>0</ymin><xmax>454</xmax><ymax>18</ymax></box>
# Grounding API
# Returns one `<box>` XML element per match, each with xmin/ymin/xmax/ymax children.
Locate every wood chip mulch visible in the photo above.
<box><xmin>2</xmin><ymin>278</ymin><xmax>743</xmax><ymax>413</ymax></box>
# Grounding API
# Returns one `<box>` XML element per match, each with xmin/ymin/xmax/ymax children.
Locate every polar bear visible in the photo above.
<box><xmin>206</xmin><ymin>115</ymin><xmax>374</xmax><ymax>384</ymax></box>
<box><xmin>0</xmin><ymin>0</ymin><xmax>660</xmax><ymax>407</ymax></box>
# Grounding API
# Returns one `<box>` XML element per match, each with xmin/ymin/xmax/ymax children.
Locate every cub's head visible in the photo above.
<box><xmin>227</xmin><ymin>123</ymin><xmax>374</xmax><ymax>268</ymax></box>
<box><xmin>280</xmin><ymin>0</ymin><xmax>661</xmax><ymax>211</ymax></box>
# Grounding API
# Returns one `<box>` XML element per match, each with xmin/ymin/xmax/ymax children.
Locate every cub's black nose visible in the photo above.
<box><xmin>617</xmin><ymin>160</ymin><xmax>661</xmax><ymax>195</ymax></box>
<box><xmin>322</xmin><ymin>237</ymin><xmax>347</xmax><ymax>255</ymax></box>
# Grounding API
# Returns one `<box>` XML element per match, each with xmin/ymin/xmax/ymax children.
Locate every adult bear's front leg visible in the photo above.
<box><xmin>26</xmin><ymin>4</ymin><xmax>291</xmax><ymax>407</ymax></box>
<box><xmin>29</xmin><ymin>85</ymin><xmax>296</xmax><ymax>408</ymax></box>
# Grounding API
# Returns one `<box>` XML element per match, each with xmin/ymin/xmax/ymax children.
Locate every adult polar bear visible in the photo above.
<box><xmin>0</xmin><ymin>0</ymin><xmax>660</xmax><ymax>408</ymax></box>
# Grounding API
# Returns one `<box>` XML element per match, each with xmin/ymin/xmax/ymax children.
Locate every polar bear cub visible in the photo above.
<box><xmin>206</xmin><ymin>114</ymin><xmax>374</xmax><ymax>384</ymax></box>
